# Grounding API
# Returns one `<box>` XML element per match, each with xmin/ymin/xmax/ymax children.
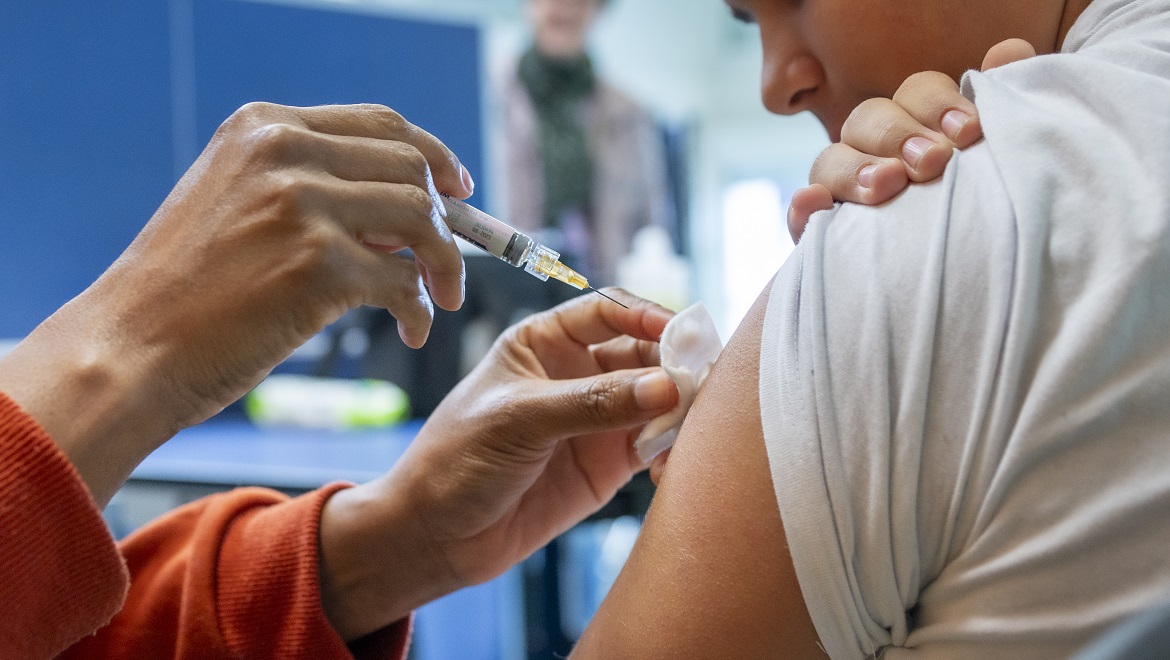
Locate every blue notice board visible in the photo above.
<box><xmin>0</xmin><ymin>0</ymin><xmax>483</xmax><ymax>338</ymax></box>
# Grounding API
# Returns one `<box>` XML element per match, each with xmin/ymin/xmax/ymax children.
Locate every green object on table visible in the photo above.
<box><xmin>245</xmin><ymin>375</ymin><xmax>410</xmax><ymax>430</ymax></box>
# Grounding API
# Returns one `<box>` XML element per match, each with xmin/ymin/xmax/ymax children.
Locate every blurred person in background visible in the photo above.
<box><xmin>498</xmin><ymin>0</ymin><xmax>672</xmax><ymax>287</ymax></box>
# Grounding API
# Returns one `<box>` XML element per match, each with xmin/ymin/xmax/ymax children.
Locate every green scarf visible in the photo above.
<box><xmin>518</xmin><ymin>47</ymin><xmax>596</xmax><ymax>228</ymax></box>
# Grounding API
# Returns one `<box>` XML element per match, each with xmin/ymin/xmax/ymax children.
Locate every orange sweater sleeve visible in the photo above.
<box><xmin>62</xmin><ymin>483</ymin><xmax>412</xmax><ymax>660</ymax></box>
<box><xmin>0</xmin><ymin>390</ymin><xmax>410</xmax><ymax>659</ymax></box>
<box><xmin>0</xmin><ymin>392</ymin><xmax>129</xmax><ymax>659</ymax></box>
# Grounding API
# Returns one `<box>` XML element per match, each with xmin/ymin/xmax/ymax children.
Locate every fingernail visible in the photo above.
<box><xmin>858</xmin><ymin>164</ymin><xmax>880</xmax><ymax>189</ymax></box>
<box><xmin>902</xmin><ymin>137</ymin><xmax>934</xmax><ymax>170</ymax></box>
<box><xmin>941</xmin><ymin>110</ymin><xmax>970</xmax><ymax>142</ymax></box>
<box><xmin>635</xmin><ymin>371</ymin><xmax>675</xmax><ymax>411</ymax></box>
<box><xmin>460</xmin><ymin>164</ymin><xmax>475</xmax><ymax>194</ymax></box>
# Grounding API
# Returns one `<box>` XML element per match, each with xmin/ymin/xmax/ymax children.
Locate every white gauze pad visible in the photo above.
<box><xmin>634</xmin><ymin>302</ymin><xmax>724</xmax><ymax>462</ymax></box>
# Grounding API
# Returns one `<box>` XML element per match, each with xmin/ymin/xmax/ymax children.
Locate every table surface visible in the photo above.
<box><xmin>129</xmin><ymin>418</ymin><xmax>425</xmax><ymax>490</ymax></box>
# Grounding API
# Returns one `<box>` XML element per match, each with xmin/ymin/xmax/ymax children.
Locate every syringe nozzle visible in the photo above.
<box><xmin>523</xmin><ymin>242</ymin><xmax>626</xmax><ymax>306</ymax></box>
<box><xmin>548</xmin><ymin>262</ymin><xmax>588</xmax><ymax>289</ymax></box>
<box><xmin>528</xmin><ymin>248</ymin><xmax>589</xmax><ymax>289</ymax></box>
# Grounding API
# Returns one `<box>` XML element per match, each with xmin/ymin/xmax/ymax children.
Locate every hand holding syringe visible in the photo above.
<box><xmin>439</xmin><ymin>194</ymin><xmax>627</xmax><ymax>308</ymax></box>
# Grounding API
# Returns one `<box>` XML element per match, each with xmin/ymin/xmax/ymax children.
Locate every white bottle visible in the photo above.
<box><xmin>615</xmin><ymin>226</ymin><xmax>691</xmax><ymax>312</ymax></box>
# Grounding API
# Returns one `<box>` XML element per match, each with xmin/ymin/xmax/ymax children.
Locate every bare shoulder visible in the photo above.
<box><xmin>572</xmin><ymin>279</ymin><xmax>824</xmax><ymax>658</ymax></box>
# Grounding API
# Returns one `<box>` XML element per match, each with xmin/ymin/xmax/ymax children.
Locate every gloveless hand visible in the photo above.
<box><xmin>0</xmin><ymin>102</ymin><xmax>474</xmax><ymax>505</ymax></box>
<box><xmin>787</xmin><ymin>39</ymin><xmax>1038</xmax><ymax>242</ymax></box>
<box><xmin>318</xmin><ymin>291</ymin><xmax>679</xmax><ymax>641</ymax></box>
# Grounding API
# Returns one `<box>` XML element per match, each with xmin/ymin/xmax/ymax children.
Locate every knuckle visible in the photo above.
<box><xmin>811</xmin><ymin>144</ymin><xmax>848</xmax><ymax>180</ymax></box>
<box><xmin>221</xmin><ymin>101</ymin><xmax>277</xmax><ymax>132</ymax></box>
<box><xmin>268</xmin><ymin>171</ymin><xmax>308</xmax><ymax>210</ymax></box>
<box><xmin>844</xmin><ymin>98</ymin><xmax>898</xmax><ymax>142</ymax></box>
<box><xmin>897</xmin><ymin>70</ymin><xmax>952</xmax><ymax>101</ymax></box>
<box><xmin>303</xmin><ymin>226</ymin><xmax>339</xmax><ymax>267</ymax></box>
<box><xmin>396</xmin><ymin>144</ymin><xmax>432</xmax><ymax>186</ymax></box>
<box><xmin>372</xmin><ymin>258</ymin><xmax>427</xmax><ymax>306</ymax></box>
<box><xmin>902</xmin><ymin>70</ymin><xmax>936</xmax><ymax>89</ymax></box>
<box><xmin>391</xmin><ymin>267</ymin><xmax>427</xmax><ymax>303</ymax></box>
<box><xmin>238</xmin><ymin>100</ymin><xmax>278</xmax><ymax>120</ymax></box>
<box><xmin>580</xmin><ymin>378</ymin><xmax>623</xmax><ymax>424</ymax></box>
<box><xmin>247</xmin><ymin>122</ymin><xmax>304</xmax><ymax>161</ymax></box>
<box><xmin>401</xmin><ymin>183</ymin><xmax>438</xmax><ymax>222</ymax></box>
<box><xmin>284</xmin><ymin>224</ymin><xmax>341</xmax><ymax>285</ymax></box>
<box><xmin>360</xmin><ymin>103</ymin><xmax>407</xmax><ymax>132</ymax></box>
<box><xmin>494</xmin><ymin>325</ymin><xmax>524</xmax><ymax>354</ymax></box>
<box><xmin>872</xmin><ymin>117</ymin><xmax>900</xmax><ymax>145</ymax></box>
<box><xmin>923</xmin><ymin>70</ymin><xmax>954</xmax><ymax>87</ymax></box>
<box><xmin>850</xmin><ymin>97</ymin><xmax>888</xmax><ymax>122</ymax></box>
<box><xmin>483</xmin><ymin>387</ymin><xmax>527</xmax><ymax>427</ymax></box>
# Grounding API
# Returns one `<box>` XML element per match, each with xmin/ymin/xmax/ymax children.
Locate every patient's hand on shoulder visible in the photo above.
<box><xmin>788</xmin><ymin>38</ymin><xmax>1037</xmax><ymax>243</ymax></box>
<box><xmin>646</xmin><ymin>40</ymin><xmax>1039</xmax><ymax>485</ymax></box>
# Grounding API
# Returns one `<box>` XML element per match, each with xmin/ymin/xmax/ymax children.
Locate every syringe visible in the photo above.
<box><xmin>439</xmin><ymin>193</ymin><xmax>627</xmax><ymax>308</ymax></box>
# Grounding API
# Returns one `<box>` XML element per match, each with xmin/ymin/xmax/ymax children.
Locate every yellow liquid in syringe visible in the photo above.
<box><xmin>532</xmin><ymin>255</ymin><xmax>628</xmax><ymax>308</ymax></box>
<box><xmin>531</xmin><ymin>253</ymin><xmax>589</xmax><ymax>289</ymax></box>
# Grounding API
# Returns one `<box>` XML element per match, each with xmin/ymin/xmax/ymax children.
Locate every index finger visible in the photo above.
<box><xmin>891</xmin><ymin>71</ymin><xmax>983</xmax><ymax>148</ymax></box>
<box><xmin>523</xmin><ymin>290</ymin><xmax>675</xmax><ymax>354</ymax></box>
<box><xmin>290</xmin><ymin>104</ymin><xmax>474</xmax><ymax>199</ymax></box>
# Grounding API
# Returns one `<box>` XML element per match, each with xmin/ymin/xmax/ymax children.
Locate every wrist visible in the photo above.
<box><xmin>318</xmin><ymin>475</ymin><xmax>461</xmax><ymax>641</ymax></box>
<box><xmin>0</xmin><ymin>295</ymin><xmax>178</xmax><ymax>506</ymax></box>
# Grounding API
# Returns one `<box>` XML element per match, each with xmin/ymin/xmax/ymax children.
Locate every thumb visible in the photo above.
<box><xmin>517</xmin><ymin>368</ymin><xmax>679</xmax><ymax>440</ymax></box>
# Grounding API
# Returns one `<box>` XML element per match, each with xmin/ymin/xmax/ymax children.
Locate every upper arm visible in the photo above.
<box><xmin>572</xmin><ymin>279</ymin><xmax>824</xmax><ymax>658</ymax></box>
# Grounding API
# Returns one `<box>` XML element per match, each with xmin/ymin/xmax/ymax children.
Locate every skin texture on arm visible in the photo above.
<box><xmin>573</xmin><ymin>280</ymin><xmax>825</xmax><ymax>658</ymax></box>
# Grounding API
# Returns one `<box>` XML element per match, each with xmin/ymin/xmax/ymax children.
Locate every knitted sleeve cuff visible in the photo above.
<box><xmin>0</xmin><ymin>391</ymin><xmax>129</xmax><ymax>658</ymax></box>
<box><xmin>217</xmin><ymin>483</ymin><xmax>412</xmax><ymax>660</ymax></box>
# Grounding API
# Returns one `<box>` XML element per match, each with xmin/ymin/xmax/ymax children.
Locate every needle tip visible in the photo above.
<box><xmin>589</xmin><ymin>287</ymin><xmax>629</xmax><ymax>308</ymax></box>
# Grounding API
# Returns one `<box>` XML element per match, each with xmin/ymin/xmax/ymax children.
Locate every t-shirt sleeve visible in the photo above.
<box><xmin>762</xmin><ymin>74</ymin><xmax>1170</xmax><ymax>655</ymax></box>
<box><xmin>61</xmin><ymin>483</ymin><xmax>411</xmax><ymax>660</ymax></box>
<box><xmin>758</xmin><ymin>142</ymin><xmax>1020</xmax><ymax>658</ymax></box>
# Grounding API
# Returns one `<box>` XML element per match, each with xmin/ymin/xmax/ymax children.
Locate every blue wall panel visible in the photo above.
<box><xmin>187</xmin><ymin>0</ymin><xmax>483</xmax><ymax>198</ymax></box>
<box><xmin>1</xmin><ymin>0</ymin><xmax>483</xmax><ymax>338</ymax></box>
<box><xmin>0</xmin><ymin>2</ymin><xmax>174</xmax><ymax>336</ymax></box>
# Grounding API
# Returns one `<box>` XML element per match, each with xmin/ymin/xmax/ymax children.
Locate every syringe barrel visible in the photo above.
<box><xmin>440</xmin><ymin>194</ymin><xmax>533</xmax><ymax>268</ymax></box>
<box><xmin>439</xmin><ymin>194</ymin><xmax>553</xmax><ymax>281</ymax></box>
<box><xmin>436</xmin><ymin>195</ymin><xmax>596</xmax><ymax>295</ymax></box>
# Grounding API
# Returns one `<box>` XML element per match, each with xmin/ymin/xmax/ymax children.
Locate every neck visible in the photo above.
<box><xmin>1056</xmin><ymin>0</ymin><xmax>1094</xmax><ymax>50</ymax></box>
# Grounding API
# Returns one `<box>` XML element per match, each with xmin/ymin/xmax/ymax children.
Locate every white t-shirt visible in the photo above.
<box><xmin>758</xmin><ymin>1</ymin><xmax>1170</xmax><ymax>657</ymax></box>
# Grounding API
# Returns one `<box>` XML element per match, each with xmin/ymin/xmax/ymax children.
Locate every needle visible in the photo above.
<box><xmin>589</xmin><ymin>287</ymin><xmax>629</xmax><ymax>308</ymax></box>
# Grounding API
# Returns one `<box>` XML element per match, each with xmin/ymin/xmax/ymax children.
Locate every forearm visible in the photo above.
<box><xmin>0</xmin><ymin>289</ymin><xmax>179</xmax><ymax>507</ymax></box>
